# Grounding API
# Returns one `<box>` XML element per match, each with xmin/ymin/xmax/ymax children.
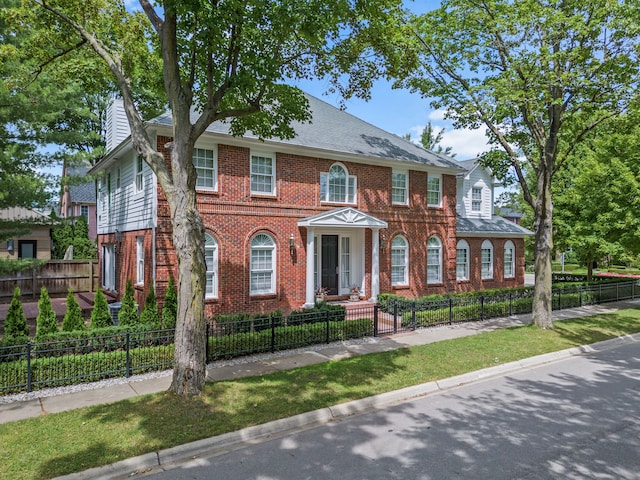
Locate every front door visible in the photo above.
<box><xmin>321</xmin><ymin>235</ymin><xmax>339</xmax><ymax>295</ymax></box>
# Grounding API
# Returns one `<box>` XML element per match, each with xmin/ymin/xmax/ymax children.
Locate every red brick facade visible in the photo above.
<box><xmin>98</xmin><ymin>138</ymin><xmax>527</xmax><ymax>316</ymax></box>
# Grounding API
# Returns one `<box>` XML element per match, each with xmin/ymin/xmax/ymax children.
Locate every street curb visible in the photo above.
<box><xmin>53</xmin><ymin>332</ymin><xmax>640</xmax><ymax>480</ymax></box>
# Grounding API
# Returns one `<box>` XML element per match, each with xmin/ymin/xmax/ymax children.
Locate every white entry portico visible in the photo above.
<box><xmin>298</xmin><ymin>207</ymin><xmax>387</xmax><ymax>308</ymax></box>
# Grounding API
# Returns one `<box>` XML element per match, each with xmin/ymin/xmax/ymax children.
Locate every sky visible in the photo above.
<box><xmin>290</xmin><ymin>78</ymin><xmax>491</xmax><ymax>162</ymax></box>
<box><xmin>118</xmin><ymin>0</ymin><xmax>492</xmax><ymax>162</ymax></box>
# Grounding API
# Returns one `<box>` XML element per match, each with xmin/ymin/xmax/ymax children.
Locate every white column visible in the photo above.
<box><xmin>370</xmin><ymin>228</ymin><xmax>380</xmax><ymax>302</ymax></box>
<box><xmin>304</xmin><ymin>228</ymin><xmax>315</xmax><ymax>308</ymax></box>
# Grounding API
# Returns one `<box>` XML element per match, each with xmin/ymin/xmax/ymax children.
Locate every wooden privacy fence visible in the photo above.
<box><xmin>0</xmin><ymin>260</ymin><xmax>99</xmax><ymax>299</ymax></box>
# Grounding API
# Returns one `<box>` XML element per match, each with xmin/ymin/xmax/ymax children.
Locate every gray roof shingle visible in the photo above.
<box><xmin>65</xmin><ymin>166</ymin><xmax>96</xmax><ymax>204</ymax></box>
<box><xmin>456</xmin><ymin>215</ymin><xmax>533</xmax><ymax>237</ymax></box>
<box><xmin>149</xmin><ymin>93</ymin><xmax>465</xmax><ymax>172</ymax></box>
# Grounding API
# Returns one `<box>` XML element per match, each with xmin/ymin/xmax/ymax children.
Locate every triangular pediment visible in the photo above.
<box><xmin>298</xmin><ymin>207</ymin><xmax>387</xmax><ymax>229</ymax></box>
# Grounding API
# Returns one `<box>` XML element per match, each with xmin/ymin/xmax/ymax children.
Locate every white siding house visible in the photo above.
<box><xmin>456</xmin><ymin>158</ymin><xmax>496</xmax><ymax>219</ymax></box>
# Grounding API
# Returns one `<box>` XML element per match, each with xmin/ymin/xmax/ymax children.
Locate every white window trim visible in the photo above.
<box><xmin>102</xmin><ymin>244</ymin><xmax>116</xmax><ymax>291</ymax></box>
<box><xmin>320</xmin><ymin>163</ymin><xmax>357</xmax><ymax>204</ymax></box>
<box><xmin>427</xmin><ymin>174</ymin><xmax>442</xmax><ymax>207</ymax></box>
<box><xmin>250</xmin><ymin>233</ymin><xmax>276</xmax><ymax>295</ymax></box>
<box><xmin>193</xmin><ymin>146</ymin><xmax>218</xmax><ymax>191</ymax></box>
<box><xmin>471</xmin><ymin>186</ymin><xmax>482</xmax><ymax>212</ymax></box>
<box><xmin>391</xmin><ymin>170</ymin><xmax>409</xmax><ymax>205</ymax></box>
<box><xmin>481</xmin><ymin>239</ymin><xmax>494</xmax><ymax>280</ymax></box>
<box><xmin>136</xmin><ymin>237</ymin><xmax>144</xmax><ymax>285</ymax></box>
<box><xmin>205</xmin><ymin>233</ymin><xmax>219</xmax><ymax>299</ymax></box>
<box><xmin>456</xmin><ymin>240</ymin><xmax>470</xmax><ymax>281</ymax></box>
<box><xmin>135</xmin><ymin>157</ymin><xmax>144</xmax><ymax>193</ymax></box>
<box><xmin>391</xmin><ymin>235</ymin><xmax>409</xmax><ymax>286</ymax></box>
<box><xmin>427</xmin><ymin>236</ymin><xmax>442</xmax><ymax>284</ymax></box>
<box><xmin>504</xmin><ymin>240</ymin><xmax>515</xmax><ymax>279</ymax></box>
<box><xmin>250</xmin><ymin>151</ymin><xmax>276</xmax><ymax>196</ymax></box>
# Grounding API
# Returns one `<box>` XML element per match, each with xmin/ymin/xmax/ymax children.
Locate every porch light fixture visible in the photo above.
<box><xmin>289</xmin><ymin>234</ymin><xmax>296</xmax><ymax>255</ymax></box>
<box><xmin>115</xmin><ymin>229</ymin><xmax>123</xmax><ymax>243</ymax></box>
<box><xmin>380</xmin><ymin>234</ymin><xmax>386</xmax><ymax>251</ymax></box>
<box><xmin>6</xmin><ymin>239</ymin><xmax>14</xmax><ymax>254</ymax></box>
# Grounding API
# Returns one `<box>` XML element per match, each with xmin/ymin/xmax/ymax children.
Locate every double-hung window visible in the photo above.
<box><xmin>392</xmin><ymin>171</ymin><xmax>408</xmax><ymax>205</ymax></box>
<box><xmin>193</xmin><ymin>147</ymin><xmax>217</xmax><ymax>190</ymax></box>
<box><xmin>250</xmin><ymin>152</ymin><xmax>276</xmax><ymax>195</ymax></box>
<box><xmin>135</xmin><ymin>156</ymin><xmax>144</xmax><ymax>193</ymax></box>
<box><xmin>472</xmin><ymin>187</ymin><xmax>482</xmax><ymax>212</ymax></box>
<box><xmin>391</xmin><ymin>235</ymin><xmax>409</xmax><ymax>286</ymax></box>
<box><xmin>481</xmin><ymin>240</ymin><xmax>494</xmax><ymax>279</ymax></box>
<box><xmin>504</xmin><ymin>240</ymin><xmax>515</xmax><ymax>278</ymax></box>
<box><xmin>320</xmin><ymin>163</ymin><xmax>356</xmax><ymax>204</ymax></box>
<box><xmin>456</xmin><ymin>240</ymin><xmax>469</xmax><ymax>281</ymax></box>
<box><xmin>205</xmin><ymin>233</ymin><xmax>218</xmax><ymax>298</ymax></box>
<box><xmin>250</xmin><ymin>234</ymin><xmax>276</xmax><ymax>295</ymax></box>
<box><xmin>427</xmin><ymin>175</ymin><xmax>441</xmax><ymax>207</ymax></box>
<box><xmin>427</xmin><ymin>237</ymin><xmax>442</xmax><ymax>283</ymax></box>
<box><xmin>136</xmin><ymin>237</ymin><xmax>144</xmax><ymax>285</ymax></box>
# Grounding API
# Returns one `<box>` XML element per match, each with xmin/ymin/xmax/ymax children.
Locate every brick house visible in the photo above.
<box><xmin>90</xmin><ymin>94</ymin><xmax>532</xmax><ymax>315</ymax></box>
<box><xmin>59</xmin><ymin>165</ymin><xmax>97</xmax><ymax>242</ymax></box>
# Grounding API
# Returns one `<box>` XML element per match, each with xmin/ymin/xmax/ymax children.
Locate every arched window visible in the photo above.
<box><xmin>504</xmin><ymin>240</ymin><xmax>515</xmax><ymax>278</ymax></box>
<box><xmin>250</xmin><ymin>233</ymin><xmax>276</xmax><ymax>295</ymax></box>
<box><xmin>456</xmin><ymin>240</ymin><xmax>470</xmax><ymax>281</ymax></box>
<box><xmin>427</xmin><ymin>236</ymin><xmax>442</xmax><ymax>283</ymax></box>
<box><xmin>204</xmin><ymin>233</ymin><xmax>218</xmax><ymax>298</ymax></box>
<box><xmin>391</xmin><ymin>235</ymin><xmax>409</xmax><ymax>286</ymax></box>
<box><xmin>320</xmin><ymin>163</ymin><xmax>356</xmax><ymax>203</ymax></box>
<box><xmin>481</xmin><ymin>240</ymin><xmax>493</xmax><ymax>279</ymax></box>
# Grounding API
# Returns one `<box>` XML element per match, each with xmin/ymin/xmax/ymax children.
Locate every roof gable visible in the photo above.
<box><xmin>298</xmin><ymin>207</ymin><xmax>387</xmax><ymax>229</ymax></box>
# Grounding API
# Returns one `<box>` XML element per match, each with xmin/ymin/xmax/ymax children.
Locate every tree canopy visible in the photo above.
<box><xmin>394</xmin><ymin>0</ymin><xmax>640</xmax><ymax>327</ymax></box>
<box><xmin>7</xmin><ymin>0</ymin><xmax>408</xmax><ymax>395</ymax></box>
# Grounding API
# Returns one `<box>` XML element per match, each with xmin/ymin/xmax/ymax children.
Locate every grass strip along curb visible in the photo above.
<box><xmin>1</xmin><ymin>308</ymin><xmax>640</xmax><ymax>480</ymax></box>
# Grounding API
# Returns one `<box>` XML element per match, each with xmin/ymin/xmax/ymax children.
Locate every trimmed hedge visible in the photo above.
<box><xmin>208</xmin><ymin>317</ymin><xmax>372</xmax><ymax>360</ymax></box>
<box><xmin>0</xmin><ymin>344</ymin><xmax>175</xmax><ymax>394</ymax></box>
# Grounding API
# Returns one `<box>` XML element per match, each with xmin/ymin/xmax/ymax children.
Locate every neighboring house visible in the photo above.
<box><xmin>456</xmin><ymin>159</ymin><xmax>532</xmax><ymax>289</ymax></box>
<box><xmin>0</xmin><ymin>207</ymin><xmax>52</xmax><ymax>260</ymax></box>
<box><xmin>497</xmin><ymin>207</ymin><xmax>524</xmax><ymax>225</ymax></box>
<box><xmin>59</xmin><ymin>165</ymin><xmax>97</xmax><ymax>241</ymax></box>
<box><xmin>90</xmin><ymin>95</ymin><xmax>532</xmax><ymax>315</ymax></box>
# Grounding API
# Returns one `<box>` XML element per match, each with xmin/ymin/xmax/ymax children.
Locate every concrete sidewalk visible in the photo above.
<box><xmin>2</xmin><ymin>299</ymin><xmax>639</xmax><ymax>426</ymax></box>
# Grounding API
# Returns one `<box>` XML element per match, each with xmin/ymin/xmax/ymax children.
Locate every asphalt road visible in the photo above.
<box><xmin>143</xmin><ymin>342</ymin><xmax>640</xmax><ymax>479</ymax></box>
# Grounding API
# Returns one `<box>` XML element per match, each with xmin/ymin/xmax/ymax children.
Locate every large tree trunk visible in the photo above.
<box><xmin>532</xmin><ymin>165</ymin><xmax>554</xmax><ymax>329</ymax></box>
<box><xmin>166</xmin><ymin>140</ymin><xmax>207</xmax><ymax>396</ymax></box>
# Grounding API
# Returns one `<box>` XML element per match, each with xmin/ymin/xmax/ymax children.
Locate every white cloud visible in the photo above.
<box><xmin>427</xmin><ymin>109</ymin><xmax>448</xmax><ymax>121</ymax></box>
<box><xmin>439</xmin><ymin>127</ymin><xmax>490</xmax><ymax>160</ymax></box>
<box><xmin>406</xmin><ymin>121</ymin><xmax>491</xmax><ymax>160</ymax></box>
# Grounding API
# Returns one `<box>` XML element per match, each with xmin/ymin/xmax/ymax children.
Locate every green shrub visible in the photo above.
<box><xmin>3</xmin><ymin>286</ymin><xmax>29</xmax><ymax>338</ymax></box>
<box><xmin>140</xmin><ymin>286</ymin><xmax>160</xmax><ymax>326</ymax></box>
<box><xmin>90</xmin><ymin>289</ymin><xmax>113</xmax><ymax>329</ymax></box>
<box><xmin>36</xmin><ymin>287</ymin><xmax>58</xmax><ymax>338</ymax></box>
<box><xmin>161</xmin><ymin>276</ymin><xmax>177</xmax><ymax>329</ymax></box>
<box><xmin>61</xmin><ymin>288</ymin><xmax>86</xmax><ymax>332</ymax></box>
<box><xmin>208</xmin><ymin>318</ymin><xmax>372</xmax><ymax>360</ymax></box>
<box><xmin>118</xmin><ymin>280</ymin><xmax>139</xmax><ymax>326</ymax></box>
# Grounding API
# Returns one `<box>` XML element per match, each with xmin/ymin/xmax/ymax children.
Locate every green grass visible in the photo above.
<box><xmin>2</xmin><ymin>308</ymin><xmax>640</xmax><ymax>479</ymax></box>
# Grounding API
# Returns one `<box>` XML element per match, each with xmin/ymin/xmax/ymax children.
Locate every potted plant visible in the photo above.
<box><xmin>315</xmin><ymin>287</ymin><xmax>328</xmax><ymax>303</ymax></box>
<box><xmin>349</xmin><ymin>285</ymin><xmax>361</xmax><ymax>302</ymax></box>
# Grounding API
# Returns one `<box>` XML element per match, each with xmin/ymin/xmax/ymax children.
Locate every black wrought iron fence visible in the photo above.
<box><xmin>1</xmin><ymin>280</ymin><xmax>637</xmax><ymax>395</ymax></box>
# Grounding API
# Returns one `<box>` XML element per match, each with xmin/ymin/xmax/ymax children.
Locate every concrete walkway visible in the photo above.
<box><xmin>0</xmin><ymin>300</ymin><xmax>637</xmax><ymax>479</ymax></box>
<box><xmin>2</xmin><ymin>299</ymin><xmax>638</xmax><ymax>427</ymax></box>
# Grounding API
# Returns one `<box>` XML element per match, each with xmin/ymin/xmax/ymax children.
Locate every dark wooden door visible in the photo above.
<box><xmin>321</xmin><ymin>235</ymin><xmax>339</xmax><ymax>295</ymax></box>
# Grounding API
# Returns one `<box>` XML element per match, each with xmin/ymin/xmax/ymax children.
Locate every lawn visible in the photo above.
<box><xmin>1</xmin><ymin>308</ymin><xmax>640</xmax><ymax>479</ymax></box>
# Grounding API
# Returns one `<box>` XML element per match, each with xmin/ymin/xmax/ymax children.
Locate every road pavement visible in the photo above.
<box><xmin>139</xmin><ymin>340</ymin><xmax>640</xmax><ymax>480</ymax></box>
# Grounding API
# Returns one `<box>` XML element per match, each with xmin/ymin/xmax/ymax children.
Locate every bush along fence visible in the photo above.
<box><xmin>1</xmin><ymin>280</ymin><xmax>638</xmax><ymax>395</ymax></box>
